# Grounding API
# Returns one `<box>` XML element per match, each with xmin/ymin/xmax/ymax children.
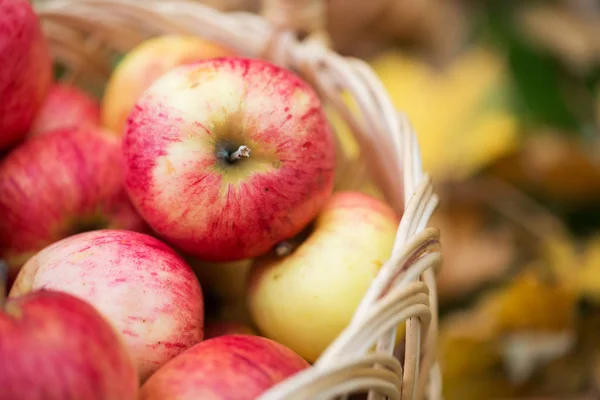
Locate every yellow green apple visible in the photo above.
<box><xmin>188</xmin><ymin>258</ymin><xmax>252</xmax><ymax>303</ymax></box>
<box><xmin>248</xmin><ymin>191</ymin><xmax>400</xmax><ymax>362</ymax></box>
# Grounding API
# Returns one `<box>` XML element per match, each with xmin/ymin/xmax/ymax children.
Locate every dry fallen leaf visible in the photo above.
<box><xmin>596</xmin><ymin>88</ymin><xmax>600</xmax><ymax>132</ymax></box>
<box><xmin>432</xmin><ymin>202</ymin><xmax>517</xmax><ymax>303</ymax></box>
<box><xmin>329</xmin><ymin>0</ymin><xmax>467</xmax><ymax>60</ymax></box>
<box><xmin>439</xmin><ymin>265</ymin><xmax>579</xmax><ymax>399</ymax></box>
<box><xmin>490</xmin><ymin>133</ymin><xmax>600</xmax><ymax>206</ymax></box>
<box><xmin>439</xmin><ymin>306</ymin><xmax>515</xmax><ymax>400</ymax></box>
<box><xmin>513</xmin><ymin>308</ymin><xmax>600</xmax><ymax>398</ymax></box>
<box><xmin>518</xmin><ymin>4</ymin><xmax>600</xmax><ymax>73</ymax></box>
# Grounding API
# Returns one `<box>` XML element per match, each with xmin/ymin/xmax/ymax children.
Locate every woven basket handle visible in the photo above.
<box><xmin>261</xmin><ymin>0</ymin><xmax>328</xmax><ymax>42</ymax></box>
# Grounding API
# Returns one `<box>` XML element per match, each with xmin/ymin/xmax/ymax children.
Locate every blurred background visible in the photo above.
<box><xmin>203</xmin><ymin>0</ymin><xmax>600</xmax><ymax>398</ymax></box>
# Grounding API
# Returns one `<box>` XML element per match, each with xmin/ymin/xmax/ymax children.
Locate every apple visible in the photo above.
<box><xmin>0</xmin><ymin>0</ymin><xmax>52</xmax><ymax>151</ymax></box>
<box><xmin>9</xmin><ymin>229</ymin><xmax>205</xmax><ymax>382</ymax></box>
<box><xmin>188</xmin><ymin>258</ymin><xmax>252</xmax><ymax>303</ymax></box>
<box><xmin>188</xmin><ymin>258</ymin><xmax>253</xmax><ymax>327</ymax></box>
<box><xmin>139</xmin><ymin>334</ymin><xmax>309</xmax><ymax>400</ymax></box>
<box><xmin>248</xmin><ymin>191</ymin><xmax>400</xmax><ymax>362</ymax></box>
<box><xmin>123</xmin><ymin>57</ymin><xmax>336</xmax><ymax>261</ymax></box>
<box><xmin>210</xmin><ymin>295</ymin><xmax>255</xmax><ymax>331</ymax></box>
<box><xmin>0</xmin><ymin>289</ymin><xmax>138</xmax><ymax>399</ymax></box>
<box><xmin>102</xmin><ymin>34</ymin><xmax>234</xmax><ymax>135</ymax></box>
<box><xmin>0</xmin><ymin>126</ymin><xmax>146</xmax><ymax>281</ymax></box>
<box><xmin>29</xmin><ymin>82</ymin><xmax>101</xmax><ymax>137</ymax></box>
<box><xmin>204</xmin><ymin>321</ymin><xmax>257</xmax><ymax>339</ymax></box>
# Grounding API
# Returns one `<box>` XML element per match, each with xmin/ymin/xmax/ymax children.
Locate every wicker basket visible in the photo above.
<box><xmin>33</xmin><ymin>0</ymin><xmax>443</xmax><ymax>398</ymax></box>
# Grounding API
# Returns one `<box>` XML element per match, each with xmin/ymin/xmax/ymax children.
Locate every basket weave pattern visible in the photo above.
<box><xmin>34</xmin><ymin>1</ymin><xmax>443</xmax><ymax>398</ymax></box>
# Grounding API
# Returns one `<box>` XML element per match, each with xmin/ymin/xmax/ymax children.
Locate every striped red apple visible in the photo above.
<box><xmin>0</xmin><ymin>126</ymin><xmax>147</xmax><ymax>281</ymax></box>
<box><xmin>123</xmin><ymin>57</ymin><xmax>336</xmax><ymax>262</ymax></box>
<box><xmin>29</xmin><ymin>83</ymin><xmax>101</xmax><ymax>137</ymax></box>
<box><xmin>0</xmin><ymin>289</ymin><xmax>139</xmax><ymax>399</ymax></box>
<box><xmin>139</xmin><ymin>334</ymin><xmax>309</xmax><ymax>400</ymax></box>
<box><xmin>9</xmin><ymin>229</ymin><xmax>205</xmax><ymax>382</ymax></box>
<box><xmin>0</xmin><ymin>0</ymin><xmax>52</xmax><ymax>150</ymax></box>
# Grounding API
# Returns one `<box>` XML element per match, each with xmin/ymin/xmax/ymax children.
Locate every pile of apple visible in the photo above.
<box><xmin>0</xmin><ymin>0</ymin><xmax>401</xmax><ymax>399</ymax></box>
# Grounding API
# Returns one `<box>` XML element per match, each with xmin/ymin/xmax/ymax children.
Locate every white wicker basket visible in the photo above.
<box><xmin>34</xmin><ymin>1</ymin><xmax>443</xmax><ymax>398</ymax></box>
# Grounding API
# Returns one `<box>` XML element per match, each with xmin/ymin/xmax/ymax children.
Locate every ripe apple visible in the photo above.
<box><xmin>9</xmin><ymin>229</ymin><xmax>205</xmax><ymax>382</ymax></box>
<box><xmin>204</xmin><ymin>321</ymin><xmax>257</xmax><ymax>339</ymax></box>
<box><xmin>0</xmin><ymin>0</ymin><xmax>52</xmax><ymax>151</ymax></box>
<box><xmin>248</xmin><ymin>191</ymin><xmax>400</xmax><ymax>362</ymax></box>
<box><xmin>0</xmin><ymin>126</ymin><xmax>146</xmax><ymax>281</ymax></box>
<box><xmin>188</xmin><ymin>258</ymin><xmax>253</xmax><ymax>327</ymax></box>
<box><xmin>29</xmin><ymin>82</ymin><xmax>101</xmax><ymax>137</ymax></box>
<box><xmin>139</xmin><ymin>334</ymin><xmax>309</xmax><ymax>400</ymax></box>
<box><xmin>123</xmin><ymin>57</ymin><xmax>336</xmax><ymax>261</ymax></box>
<box><xmin>102</xmin><ymin>34</ymin><xmax>234</xmax><ymax>135</ymax></box>
<box><xmin>188</xmin><ymin>258</ymin><xmax>252</xmax><ymax>303</ymax></box>
<box><xmin>0</xmin><ymin>289</ymin><xmax>138</xmax><ymax>399</ymax></box>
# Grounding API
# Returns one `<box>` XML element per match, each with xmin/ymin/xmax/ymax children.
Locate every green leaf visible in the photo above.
<box><xmin>508</xmin><ymin>41</ymin><xmax>580</xmax><ymax>131</ymax></box>
<box><xmin>479</xmin><ymin>0</ymin><xmax>588</xmax><ymax>133</ymax></box>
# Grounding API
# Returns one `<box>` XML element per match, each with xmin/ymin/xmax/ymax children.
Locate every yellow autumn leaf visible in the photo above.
<box><xmin>572</xmin><ymin>236</ymin><xmax>600</xmax><ymax>302</ymax></box>
<box><xmin>540</xmin><ymin>233</ymin><xmax>600</xmax><ymax>302</ymax></box>
<box><xmin>439</xmin><ymin>308</ymin><xmax>500</xmax><ymax>380</ymax></box>
<box><xmin>483</xmin><ymin>268</ymin><xmax>577</xmax><ymax>333</ymax></box>
<box><xmin>438</xmin><ymin>266</ymin><xmax>578</xmax><ymax>396</ymax></box>
<box><xmin>541</xmin><ymin>234</ymin><xmax>580</xmax><ymax>288</ymax></box>
<box><xmin>367</xmin><ymin>46</ymin><xmax>520</xmax><ymax>182</ymax></box>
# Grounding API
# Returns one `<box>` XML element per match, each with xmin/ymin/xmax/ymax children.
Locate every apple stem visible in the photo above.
<box><xmin>229</xmin><ymin>145</ymin><xmax>251</xmax><ymax>162</ymax></box>
<box><xmin>274</xmin><ymin>241</ymin><xmax>294</xmax><ymax>257</ymax></box>
<box><xmin>0</xmin><ymin>260</ymin><xmax>7</xmax><ymax>309</ymax></box>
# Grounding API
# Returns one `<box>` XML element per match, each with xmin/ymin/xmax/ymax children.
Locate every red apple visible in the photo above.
<box><xmin>204</xmin><ymin>321</ymin><xmax>257</xmax><ymax>339</ymax></box>
<box><xmin>123</xmin><ymin>57</ymin><xmax>336</xmax><ymax>261</ymax></box>
<box><xmin>9</xmin><ymin>229</ymin><xmax>205</xmax><ymax>382</ymax></box>
<box><xmin>0</xmin><ymin>126</ymin><xmax>146</xmax><ymax>281</ymax></box>
<box><xmin>139</xmin><ymin>334</ymin><xmax>309</xmax><ymax>400</ymax></box>
<box><xmin>0</xmin><ymin>0</ymin><xmax>52</xmax><ymax>150</ymax></box>
<box><xmin>0</xmin><ymin>289</ymin><xmax>138</xmax><ymax>399</ymax></box>
<box><xmin>29</xmin><ymin>83</ymin><xmax>101</xmax><ymax>137</ymax></box>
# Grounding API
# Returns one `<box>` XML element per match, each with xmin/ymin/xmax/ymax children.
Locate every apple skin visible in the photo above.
<box><xmin>29</xmin><ymin>83</ymin><xmax>101</xmax><ymax>137</ymax></box>
<box><xmin>102</xmin><ymin>34</ymin><xmax>234</xmax><ymax>135</ymax></box>
<box><xmin>0</xmin><ymin>289</ymin><xmax>138</xmax><ymax>400</ymax></box>
<box><xmin>0</xmin><ymin>0</ymin><xmax>52</xmax><ymax>151</ymax></box>
<box><xmin>123</xmin><ymin>57</ymin><xmax>336</xmax><ymax>261</ymax></box>
<box><xmin>0</xmin><ymin>126</ymin><xmax>147</xmax><ymax>281</ymax></box>
<box><xmin>139</xmin><ymin>334</ymin><xmax>309</xmax><ymax>400</ymax></box>
<box><xmin>188</xmin><ymin>258</ymin><xmax>252</xmax><ymax>303</ymax></box>
<box><xmin>186</xmin><ymin>258</ymin><xmax>253</xmax><ymax>324</ymax></box>
<box><xmin>248</xmin><ymin>191</ymin><xmax>400</xmax><ymax>362</ymax></box>
<box><xmin>204</xmin><ymin>321</ymin><xmax>257</xmax><ymax>339</ymax></box>
<box><xmin>9</xmin><ymin>229</ymin><xmax>205</xmax><ymax>382</ymax></box>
